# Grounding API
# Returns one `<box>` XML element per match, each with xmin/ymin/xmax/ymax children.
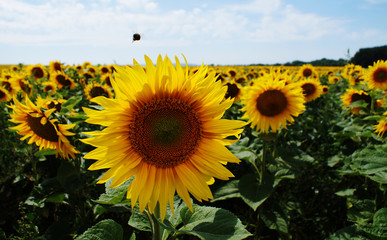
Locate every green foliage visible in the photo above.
<box><xmin>75</xmin><ymin>219</ymin><xmax>123</xmax><ymax>240</ymax></box>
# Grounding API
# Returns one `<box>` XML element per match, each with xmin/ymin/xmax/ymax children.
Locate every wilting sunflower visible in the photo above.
<box><xmin>81</xmin><ymin>55</ymin><xmax>245</xmax><ymax>220</ymax></box>
<box><xmin>0</xmin><ymin>86</ymin><xmax>11</xmax><ymax>102</ymax></box>
<box><xmin>341</xmin><ymin>88</ymin><xmax>372</xmax><ymax>114</ymax></box>
<box><xmin>374</xmin><ymin>112</ymin><xmax>387</xmax><ymax>137</ymax></box>
<box><xmin>298</xmin><ymin>78</ymin><xmax>323</xmax><ymax>102</ymax></box>
<box><xmin>84</xmin><ymin>83</ymin><xmax>113</xmax><ymax>100</ymax></box>
<box><xmin>365</xmin><ymin>60</ymin><xmax>387</xmax><ymax>90</ymax></box>
<box><xmin>8</xmin><ymin>97</ymin><xmax>79</xmax><ymax>160</ymax></box>
<box><xmin>241</xmin><ymin>76</ymin><xmax>305</xmax><ymax>133</ymax></box>
<box><xmin>28</xmin><ymin>64</ymin><xmax>46</xmax><ymax>80</ymax></box>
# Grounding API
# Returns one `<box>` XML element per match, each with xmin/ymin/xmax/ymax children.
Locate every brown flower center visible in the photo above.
<box><xmin>303</xmin><ymin>68</ymin><xmax>312</xmax><ymax>77</ymax></box>
<box><xmin>26</xmin><ymin>113</ymin><xmax>58</xmax><ymax>142</ymax></box>
<box><xmin>373</xmin><ymin>68</ymin><xmax>387</xmax><ymax>83</ymax></box>
<box><xmin>0</xmin><ymin>90</ymin><xmax>5</xmax><ymax>99</ymax></box>
<box><xmin>56</xmin><ymin>75</ymin><xmax>71</xmax><ymax>86</ymax></box>
<box><xmin>351</xmin><ymin>93</ymin><xmax>372</xmax><ymax>105</ymax></box>
<box><xmin>53</xmin><ymin>62</ymin><xmax>62</xmax><ymax>71</ymax></box>
<box><xmin>301</xmin><ymin>83</ymin><xmax>316</xmax><ymax>97</ymax></box>
<box><xmin>32</xmin><ymin>67</ymin><xmax>44</xmax><ymax>79</ymax></box>
<box><xmin>225</xmin><ymin>83</ymin><xmax>239</xmax><ymax>99</ymax></box>
<box><xmin>256</xmin><ymin>89</ymin><xmax>288</xmax><ymax>117</ymax></box>
<box><xmin>129</xmin><ymin>97</ymin><xmax>202</xmax><ymax>168</ymax></box>
<box><xmin>89</xmin><ymin>86</ymin><xmax>108</xmax><ymax>98</ymax></box>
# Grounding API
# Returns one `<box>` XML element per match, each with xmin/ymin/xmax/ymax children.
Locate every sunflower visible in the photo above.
<box><xmin>81</xmin><ymin>55</ymin><xmax>245</xmax><ymax>220</ymax></box>
<box><xmin>322</xmin><ymin>85</ymin><xmax>329</xmax><ymax>94</ymax></box>
<box><xmin>43</xmin><ymin>82</ymin><xmax>57</xmax><ymax>95</ymax></box>
<box><xmin>49</xmin><ymin>60</ymin><xmax>63</xmax><ymax>72</ymax></box>
<box><xmin>297</xmin><ymin>64</ymin><xmax>317</xmax><ymax>79</ymax></box>
<box><xmin>28</xmin><ymin>64</ymin><xmax>46</xmax><ymax>80</ymax></box>
<box><xmin>36</xmin><ymin>96</ymin><xmax>66</xmax><ymax>113</ymax></box>
<box><xmin>84</xmin><ymin>83</ymin><xmax>113</xmax><ymax>100</ymax></box>
<box><xmin>298</xmin><ymin>78</ymin><xmax>323</xmax><ymax>102</ymax></box>
<box><xmin>50</xmin><ymin>71</ymin><xmax>76</xmax><ymax>89</ymax></box>
<box><xmin>241</xmin><ymin>76</ymin><xmax>305</xmax><ymax>133</ymax></box>
<box><xmin>374</xmin><ymin>112</ymin><xmax>387</xmax><ymax>137</ymax></box>
<box><xmin>1</xmin><ymin>78</ymin><xmax>17</xmax><ymax>96</ymax></box>
<box><xmin>341</xmin><ymin>88</ymin><xmax>372</xmax><ymax>114</ymax></box>
<box><xmin>0</xmin><ymin>86</ymin><xmax>11</xmax><ymax>102</ymax></box>
<box><xmin>365</xmin><ymin>60</ymin><xmax>387</xmax><ymax>90</ymax></box>
<box><xmin>8</xmin><ymin>97</ymin><xmax>79</xmax><ymax>160</ymax></box>
<box><xmin>101</xmin><ymin>74</ymin><xmax>112</xmax><ymax>88</ymax></box>
<box><xmin>99</xmin><ymin>65</ymin><xmax>111</xmax><ymax>75</ymax></box>
<box><xmin>224</xmin><ymin>80</ymin><xmax>242</xmax><ymax>101</ymax></box>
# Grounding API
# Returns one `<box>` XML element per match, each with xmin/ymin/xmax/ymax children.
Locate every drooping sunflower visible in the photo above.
<box><xmin>241</xmin><ymin>76</ymin><xmax>305</xmax><ymax>133</ymax></box>
<box><xmin>341</xmin><ymin>88</ymin><xmax>372</xmax><ymax>114</ymax></box>
<box><xmin>298</xmin><ymin>78</ymin><xmax>323</xmax><ymax>102</ymax></box>
<box><xmin>0</xmin><ymin>86</ymin><xmax>11</xmax><ymax>102</ymax></box>
<box><xmin>365</xmin><ymin>60</ymin><xmax>387</xmax><ymax>90</ymax></box>
<box><xmin>8</xmin><ymin>97</ymin><xmax>79</xmax><ymax>160</ymax></box>
<box><xmin>81</xmin><ymin>55</ymin><xmax>245</xmax><ymax>220</ymax></box>
<box><xmin>84</xmin><ymin>83</ymin><xmax>113</xmax><ymax>100</ymax></box>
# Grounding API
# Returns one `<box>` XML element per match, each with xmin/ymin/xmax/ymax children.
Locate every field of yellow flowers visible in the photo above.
<box><xmin>0</xmin><ymin>57</ymin><xmax>386</xmax><ymax>240</ymax></box>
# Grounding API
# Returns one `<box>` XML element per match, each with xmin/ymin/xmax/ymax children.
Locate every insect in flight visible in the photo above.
<box><xmin>132</xmin><ymin>33</ymin><xmax>141</xmax><ymax>42</ymax></box>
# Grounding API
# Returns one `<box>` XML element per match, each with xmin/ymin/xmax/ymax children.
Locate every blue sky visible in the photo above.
<box><xmin>1</xmin><ymin>0</ymin><xmax>387</xmax><ymax>65</ymax></box>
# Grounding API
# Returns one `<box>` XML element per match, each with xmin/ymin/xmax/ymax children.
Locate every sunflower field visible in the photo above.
<box><xmin>0</xmin><ymin>57</ymin><xmax>386</xmax><ymax>240</ymax></box>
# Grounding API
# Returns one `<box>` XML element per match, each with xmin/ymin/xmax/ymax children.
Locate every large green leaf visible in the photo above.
<box><xmin>75</xmin><ymin>219</ymin><xmax>123</xmax><ymax>240</ymax></box>
<box><xmin>238</xmin><ymin>173</ymin><xmax>274</xmax><ymax>211</ymax></box>
<box><xmin>172</xmin><ymin>205</ymin><xmax>252</xmax><ymax>240</ymax></box>
<box><xmin>211</xmin><ymin>180</ymin><xmax>241</xmax><ymax>202</ymax></box>
<box><xmin>93</xmin><ymin>179</ymin><xmax>132</xmax><ymax>205</ymax></box>
<box><xmin>358</xmin><ymin>208</ymin><xmax>387</xmax><ymax>239</ymax></box>
<box><xmin>128</xmin><ymin>207</ymin><xmax>152</xmax><ymax>232</ymax></box>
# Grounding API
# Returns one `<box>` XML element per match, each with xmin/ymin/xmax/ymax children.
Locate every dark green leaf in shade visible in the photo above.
<box><xmin>75</xmin><ymin>219</ymin><xmax>123</xmax><ymax>240</ymax></box>
<box><xmin>238</xmin><ymin>173</ymin><xmax>274</xmax><ymax>211</ymax></box>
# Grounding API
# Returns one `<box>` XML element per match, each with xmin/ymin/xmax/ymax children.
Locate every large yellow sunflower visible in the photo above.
<box><xmin>365</xmin><ymin>60</ymin><xmax>387</xmax><ymax>90</ymax></box>
<box><xmin>241</xmin><ymin>76</ymin><xmax>305</xmax><ymax>133</ymax></box>
<box><xmin>8</xmin><ymin>97</ymin><xmax>79</xmax><ymax>160</ymax></box>
<box><xmin>81</xmin><ymin>55</ymin><xmax>245</xmax><ymax>220</ymax></box>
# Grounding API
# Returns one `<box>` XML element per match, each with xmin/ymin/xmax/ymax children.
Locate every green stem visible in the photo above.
<box><xmin>150</xmin><ymin>204</ymin><xmax>161</xmax><ymax>240</ymax></box>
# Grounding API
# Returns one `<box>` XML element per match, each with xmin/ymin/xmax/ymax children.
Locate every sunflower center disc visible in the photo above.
<box><xmin>56</xmin><ymin>75</ymin><xmax>71</xmax><ymax>86</ymax></box>
<box><xmin>130</xmin><ymin>98</ymin><xmax>202</xmax><ymax>168</ymax></box>
<box><xmin>0</xmin><ymin>90</ymin><xmax>5</xmax><ymax>99</ymax></box>
<box><xmin>33</xmin><ymin>68</ymin><xmax>44</xmax><ymax>78</ymax></box>
<box><xmin>90</xmin><ymin>86</ymin><xmax>107</xmax><ymax>98</ymax></box>
<box><xmin>26</xmin><ymin>113</ymin><xmax>59</xmax><ymax>142</ymax></box>
<box><xmin>374</xmin><ymin>68</ymin><xmax>387</xmax><ymax>83</ymax></box>
<box><xmin>301</xmin><ymin>83</ymin><xmax>316</xmax><ymax>97</ymax></box>
<box><xmin>256</xmin><ymin>90</ymin><xmax>288</xmax><ymax>117</ymax></box>
<box><xmin>351</xmin><ymin>93</ymin><xmax>372</xmax><ymax>105</ymax></box>
<box><xmin>303</xmin><ymin>68</ymin><xmax>312</xmax><ymax>77</ymax></box>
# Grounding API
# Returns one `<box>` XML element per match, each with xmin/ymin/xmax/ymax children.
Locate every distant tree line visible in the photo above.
<box><xmin>350</xmin><ymin>45</ymin><xmax>387</xmax><ymax>68</ymax></box>
<box><xmin>248</xmin><ymin>45</ymin><xmax>387</xmax><ymax>67</ymax></box>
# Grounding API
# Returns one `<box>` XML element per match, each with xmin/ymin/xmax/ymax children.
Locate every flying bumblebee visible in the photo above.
<box><xmin>132</xmin><ymin>33</ymin><xmax>141</xmax><ymax>42</ymax></box>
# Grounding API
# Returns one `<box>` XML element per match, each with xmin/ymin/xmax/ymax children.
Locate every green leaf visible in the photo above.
<box><xmin>328</xmin><ymin>154</ymin><xmax>343</xmax><ymax>167</ymax></box>
<box><xmin>327</xmin><ymin>225</ymin><xmax>367</xmax><ymax>240</ymax></box>
<box><xmin>239</xmin><ymin>173</ymin><xmax>274</xmax><ymax>211</ymax></box>
<box><xmin>128</xmin><ymin>207</ymin><xmax>152</xmax><ymax>232</ymax></box>
<box><xmin>61</xmin><ymin>96</ymin><xmax>82</xmax><ymax>112</ymax></box>
<box><xmin>347</xmin><ymin>198</ymin><xmax>375</xmax><ymax>224</ymax></box>
<box><xmin>234</xmin><ymin>150</ymin><xmax>257</xmax><ymax>166</ymax></box>
<box><xmin>335</xmin><ymin>188</ymin><xmax>356</xmax><ymax>197</ymax></box>
<box><xmin>212</xmin><ymin>180</ymin><xmax>241</xmax><ymax>202</ymax></box>
<box><xmin>93</xmin><ymin>179</ymin><xmax>132</xmax><ymax>205</ymax></box>
<box><xmin>75</xmin><ymin>219</ymin><xmax>123</xmax><ymax>240</ymax></box>
<box><xmin>348</xmin><ymin>100</ymin><xmax>368</xmax><ymax>108</ymax></box>
<box><xmin>261</xmin><ymin>208</ymin><xmax>288</xmax><ymax>234</ymax></box>
<box><xmin>46</xmin><ymin>193</ymin><xmax>68</xmax><ymax>203</ymax></box>
<box><xmin>34</xmin><ymin>148</ymin><xmax>57</xmax><ymax>157</ymax></box>
<box><xmin>175</xmin><ymin>205</ymin><xmax>252</xmax><ymax>240</ymax></box>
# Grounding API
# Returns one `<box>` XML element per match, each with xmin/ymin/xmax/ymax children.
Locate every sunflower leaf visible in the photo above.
<box><xmin>93</xmin><ymin>179</ymin><xmax>132</xmax><ymax>205</ymax></box>
<box><xmin>238</xmin><ymin>173</ymin><xmax>274</xmax><ymax>211</ymax></box>
<box><xmin>211</xmin><ymin>180</ymin><xmax>241</xmax><ymax>202</ymax></box>
<box><xmin>75</xmin><ymin>219</ymin><xmax>123</xmax><ymax>240</ymax></box>
<box><xmin>172</xmin><ymin>204</ymin><xmax>252</xmax><ymax>240</ymax></box>
<box><xmin>128</xmin><ymin>207</ymin><xmax>152</xmax><ymax>232</ymax></box>
<box><xmin>61</xmin><ymin>96</ymin><xmax>82</xmax><ymax>112</ymax></box>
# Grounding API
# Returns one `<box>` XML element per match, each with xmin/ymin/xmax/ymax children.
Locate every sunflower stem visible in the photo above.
<box><xmin>150</xmin><ymin>204</ymin><xmax>162</xmax><ymax>240</ymax></box>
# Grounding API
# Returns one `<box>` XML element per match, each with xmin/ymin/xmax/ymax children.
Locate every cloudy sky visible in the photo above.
<box><xmin>1</xmin><ymin>0</ymin><xmax>387</xmax><ymax>65</ymax></box>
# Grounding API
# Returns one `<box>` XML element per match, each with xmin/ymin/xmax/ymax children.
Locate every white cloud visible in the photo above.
<box><xmin>0</xmin><ymin>0</ymin><xmax>353</xmax><ymax>48</ymax></box>
<box><xmin>365</xmin><ymin>0</ymin><xmax>387</xmax><ymax>3</ymax></box>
